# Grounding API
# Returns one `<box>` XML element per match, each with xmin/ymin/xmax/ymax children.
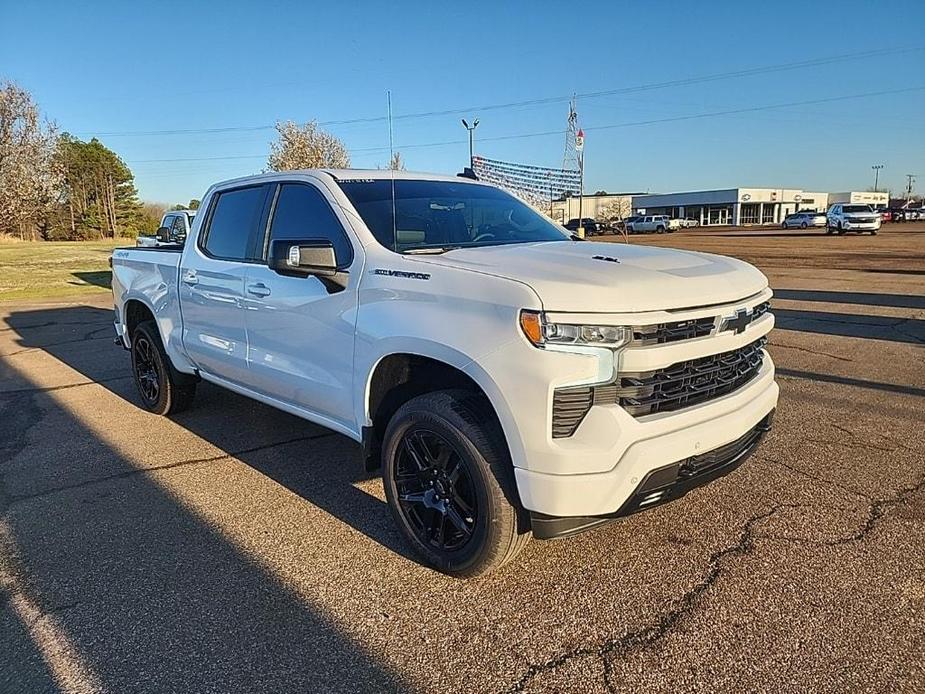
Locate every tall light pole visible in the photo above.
<box><xmin>461</xmin><ymin>118</ymin><xmax>479</xmax><ymax>168</ymax></box>
<box><xmin>871</xmin><ymin>164</ymin><xmax>884</xmax><ymax>192</ymax></box>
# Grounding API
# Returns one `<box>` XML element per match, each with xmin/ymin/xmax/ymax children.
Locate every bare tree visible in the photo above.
<box><xmin>267</xmin><ymin>120</ymin><xmax>350</xmax><ymax>171</ymax></box>
<box><xmin>387</xmin><ymin>151</ymin><xmax>405</xmax><ymax>170</ymax></box>
<box><xmin>0</xmin><ymin>81</ymin><xmax>63</xmax><ymax>239</ymax></box>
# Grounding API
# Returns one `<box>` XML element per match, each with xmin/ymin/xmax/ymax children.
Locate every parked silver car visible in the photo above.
<box><xmin>781</xmin><ymin>211</ymin><xmax>826</xmax><ymax>229</ymax></box>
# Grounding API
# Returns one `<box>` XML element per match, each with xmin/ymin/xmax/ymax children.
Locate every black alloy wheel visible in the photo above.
<box><xmin>393</xmin><ymin>429</ymin><xmax>477</xmax><ymax>552</ymax></box>
<box><xmin>381</xmin><ymin>390</ymin><xmax>530</xmax><ymax>576</ymax></box>
<box><xmin>133</xmin><ymin>333</ymin><xmax>161</xmax><ymax>405</ymax></box>
<box><xmin>130</xmin><ymin>321</ymin><xmax>196</xmax><ymax>415</ymax></box>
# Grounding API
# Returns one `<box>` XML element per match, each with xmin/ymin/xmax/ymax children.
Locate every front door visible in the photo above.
<box><xmin>180</xmin><ymin>184</ymin><xmax>271</xmax><ymax>386</ymax></box>
<box><xmin>242</xmin><ymin>181</ymin><xmax>359</xmax><ymax>432</ymax></box>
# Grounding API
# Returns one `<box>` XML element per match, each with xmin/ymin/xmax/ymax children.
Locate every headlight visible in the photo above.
<box><xmin>520</xmin><ymin>310</ymin><xmax>630</xmax><ymax>348</ymax></box>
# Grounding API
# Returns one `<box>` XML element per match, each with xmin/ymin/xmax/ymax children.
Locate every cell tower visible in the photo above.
<box><xmin>562</xmin><ymin>95</ymin><xmax>580</xmax><ymax>178</ymax></box>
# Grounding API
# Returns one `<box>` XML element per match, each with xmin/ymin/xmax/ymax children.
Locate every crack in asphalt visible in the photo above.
<box><xmin>754</xmin><ymin>452</ymin><xmax>925</xmax><ymax>548</ymax></box>
<box><xmin>821</xmin><ymin>473</ymin><xmax>925</xmax><ymax>546</ymax></box>
<box><xmin>0</xmin><ymin>332</ymin><xmax>114</xmax><ymax>358</ymax></box>
<box><xmin>769</xmin><ymin>342</ymin><xmax>854</xmax><ymax>362</ymax></box>
<box><xmin>825</xmin><ymin>421</ymin><xmax>918</xmax><ymax>453</ymax></box>
<box><xmin>758</xmin><ymin>454</ymin><xmax>869</xmax><ymax>500</ymax></box>
<box><xmin>0</xmin><ymin>376</ymin><xmax>131</xmax><ymax>397</ymax></box>
<box><xmin>3</xmin><ymin>432</ymin><xmax>337</xmax><ymax>507</ymax></box>
<box><xmin>505</xmin><ymin>459</ymin><xmax>925</xmax><ymax>693</ymax></box>
<box><xmin>505</xmin><ymin>504</ymin><xmax>793</xmax><ymax>693</ymax></box>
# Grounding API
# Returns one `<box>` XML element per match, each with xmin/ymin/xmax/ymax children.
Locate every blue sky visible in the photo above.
<box><xmin>2</xmin><ymin>0</ymin><xmax>923</xmax><ymax>204</ymax></box>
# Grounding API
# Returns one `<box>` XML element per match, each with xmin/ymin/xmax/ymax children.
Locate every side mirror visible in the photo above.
<box><xmin>268</xmin><ymin>239</ymin><xmax>337</xmax><ymax>278</ymax></box>
<box><xmin>156</xmin><ymin>226</ymin><xmax>171</xmax><ymax>243</ymax></box>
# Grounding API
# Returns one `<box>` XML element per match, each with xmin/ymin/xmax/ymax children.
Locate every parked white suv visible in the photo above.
<box><xmin>626</xmin><ymin>215</ymin><xmax>673</xmax><ymax>234</ymax></box>
<box><xmin>826</xmin><ymin>204</ymin><xmax>880</xmax><ymax>235</ymax></box>
<box><xmin>111</xmin><ymin>170</ymin><xmax>778</xmax><ymax>576</ymax></box>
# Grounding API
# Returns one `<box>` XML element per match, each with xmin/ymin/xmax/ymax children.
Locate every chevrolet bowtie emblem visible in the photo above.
<box><xmin>722</xmin><ymin>308</ymin><xmax>752</xmax><ymax>335</ymax></box>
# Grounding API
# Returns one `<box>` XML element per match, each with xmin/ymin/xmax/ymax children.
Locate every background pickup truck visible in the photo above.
<box><xmin>111</xmin><ymin>169</ymin><xmax>778</xmax><ymax>576</ymax></box>
<box><xmin>136</xmin><ymin>209</ymin><xmax>197</xmax><ymax>247</ymax></box>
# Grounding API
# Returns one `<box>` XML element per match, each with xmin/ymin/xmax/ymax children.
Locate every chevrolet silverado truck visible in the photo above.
<box><xmin>111</xmin><ymin>170</ymin><xmax>778</xmax><ymax>577</ymax></box>
<box><xmin>136</xmin><ymin>209</ymin><xmax>197</xmax><ymax>247</ymax></box>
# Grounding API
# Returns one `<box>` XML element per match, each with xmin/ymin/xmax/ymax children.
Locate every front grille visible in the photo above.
<box><xmin>632</xmin><ymin>316</ymin><xmax>715</xmax><ymax>345</ymax></box>
<box><xmin>616</xmin><ymin>337</ymin><xmax>766</xmax><ymax>417</ymax></box>
<box><xmin>551</xmin><ymin>337</ymin><xmax>768</xmax><ymax>436</ymax></box>
<box><xmin>632</xmin><ymin>301</ymin><xmax>770</xmax><ymax>345</ymax></box>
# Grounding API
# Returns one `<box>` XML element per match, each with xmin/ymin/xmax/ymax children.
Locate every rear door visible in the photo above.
<box><xmin>180</xmin><ymin>183</ymin><xmax>272</xmax><ymax>385</ymax></box>
<box><xmin>241</xmin><ymin>179</ymin><xmax>360</xmax><ymax>432</ymax></box>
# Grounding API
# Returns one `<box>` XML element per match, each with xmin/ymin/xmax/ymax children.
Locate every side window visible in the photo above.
<box><xmin>202</xmin><ymin>186</ymin><xmax>268</xmax><ymax>261</ymax></box>
<box><xmin>171</xmin><ymin>215</ymin><xmax>186</xmax><ymax>236</ymax></box>
<box><xmin>161</xmin><ymin>214</ymin><xmax>175</xmax><ymax>230</ymax></box>
<box><xmin>267</xmin><ymin>183</ymin><xmax>354</xmax><ymax>268</ymax></box>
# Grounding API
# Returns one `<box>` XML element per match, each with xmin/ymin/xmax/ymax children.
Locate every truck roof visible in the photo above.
<box><xmin>209</xmin><ymin>168</ymin><xmax>480</xmax><ymax>190</ymax></box>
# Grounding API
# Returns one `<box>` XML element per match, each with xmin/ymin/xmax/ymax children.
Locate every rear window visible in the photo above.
<box><xmin>202</xmin><ymin>186</ymin><xmax>268</xmax><ymax>260</ymax></box>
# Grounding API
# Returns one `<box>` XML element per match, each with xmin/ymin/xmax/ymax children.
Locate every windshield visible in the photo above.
<box><xmin>337</xmin><ymin>179</ymin><xmax>569</xmax><ymax>253</ymax></box>
<box><xmin>843</xmin><ymin>205</ymin><xmax>873</xmax><ymax>213</ymax></box>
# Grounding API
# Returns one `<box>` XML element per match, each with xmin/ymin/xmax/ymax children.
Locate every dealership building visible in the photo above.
<box><xmin>553</xmin><ymin>188</ymin><xmax>891</xmax><ymax>227</ymax></box>
<box><xmin>550</xmin><ymin>192</ymin><xmax>641</xmax><ymax>225</ymax></box>
<box><xmin>632</xmin><ymin>188</ymin><xmax>835</xmax><ymax>226</ymax></box>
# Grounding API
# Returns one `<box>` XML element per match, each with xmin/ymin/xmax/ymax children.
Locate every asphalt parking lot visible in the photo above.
<box><xmin>1</xmin><ymin>223</ymin><xmax>923</xmax><ymax>693</ymax></box>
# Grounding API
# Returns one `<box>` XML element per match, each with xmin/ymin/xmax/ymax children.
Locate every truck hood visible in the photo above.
<box><xmin>416</xmin><ymin>241</ymin><xmax>768</xmax><ymax>313</ymax></box>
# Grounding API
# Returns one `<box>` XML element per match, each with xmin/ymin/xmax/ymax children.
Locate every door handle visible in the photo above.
<box><xmin>181</xmin><ymin>270</ymin><xmax>198</xmax><ymax>285</ymax></box>
<box><xmin>246</xmin><ymin>282</ymin><xmax>271</xmax><ymax>297</ymax></box>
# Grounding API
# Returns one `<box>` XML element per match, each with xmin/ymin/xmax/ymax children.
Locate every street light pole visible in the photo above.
<box><xmin>461</xmin><ymin>118</ymin><xmax>479</xmax><ymax>169</ymax></box>
<box><xmin>872</xmin><ymin>164</ymin><xmax>884</xmax><ymax>192</ymax></box>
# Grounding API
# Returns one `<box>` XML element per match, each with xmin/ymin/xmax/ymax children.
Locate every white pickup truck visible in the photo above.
<box><xmin>111</xmin><ymin>170</ymin><xmax>778</xmax><ymax>576</ymax></box>
<box><xmin>136</xmin><ymin>209</ymin><xmax>197</xmax><ymax>247</ymax></box>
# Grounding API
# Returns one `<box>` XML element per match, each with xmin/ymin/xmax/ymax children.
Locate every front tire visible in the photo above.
<box><xmin>382</xmin><ymin>390</ymin><xmax>530</xmax><ymax>577</ymax></box>
<box><xmin>131</xmin><ymin>321</ymin><xmax>196</xmax><ymax>415</ymax></box>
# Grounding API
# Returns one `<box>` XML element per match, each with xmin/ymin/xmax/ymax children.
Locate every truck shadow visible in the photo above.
<box><xmin>71</xmin><ymin>270</ymin><xmax>112</xmax><ymax>289</ymax></box>
<box><xmin>772</xmin><ymin>308</ymin><xmax>925</xmax><ymax>345</ymax></box>
<box><xmin>774</xmin><ymin>289</ymin><xmax>925</xmax><ymax>310</ymax></box>
<box><xmin>3</xmin><ymin>304</ymin><xmax>413</xmax><ymax>561</ymax></box>
<box><xmin>0</xmin><ymin>307</ymin><xmax>406</xmax><ymax>691</ymax></box>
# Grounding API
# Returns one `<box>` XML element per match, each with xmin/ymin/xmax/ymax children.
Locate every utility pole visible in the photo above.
<box><xmin>871</xmin><ymin>164</ymin><xmax>884</xmax><ymax>192</ymax></box>
<box><xmin>905</xmin><ymin>174</ymin><xmax>917</xmax><ymax>200</ymax></box>
<box><xmin>461</xmin><ymin>118</ymin><xmax>479</xmax><ymax>169</ymax></box>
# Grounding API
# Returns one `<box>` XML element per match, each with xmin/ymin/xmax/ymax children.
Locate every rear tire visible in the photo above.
<box><xmin>801</xmin><ymin>221</ymin><xmax>808</xmax><ymax>229</ymax></box>
<box><xmin>382</xmin><ymin>390</ymin><xmax>530</xmax><ymax>577</ymax></box>
<box><xmin>131</xmin><ymin>321</ymin><xmax>196</xmax><ymax>415</ymax></box>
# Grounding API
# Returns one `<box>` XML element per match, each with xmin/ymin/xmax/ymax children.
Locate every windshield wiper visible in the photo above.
<box><xmin>403</xmin><ymin>245</ymin><xmax>462</xmax><ymax>254</ymax></box>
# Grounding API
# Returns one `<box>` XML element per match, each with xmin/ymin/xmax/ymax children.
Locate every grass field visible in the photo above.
<box><xmin>0</xmin><ymin>239</ymin><xmax>128</xmax><ymax>302</ymax></box>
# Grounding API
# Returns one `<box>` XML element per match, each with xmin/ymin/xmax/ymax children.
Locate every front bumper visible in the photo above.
<box><xmin>530</xmin><ymin>410</ymin><xmax>773</xmax><ymax>539</ymax></box>
<box><xmin>842</xmin><ymin>220</ymin><xmax>880</xmax><ymax>230</ymax></box>
<box><xmin>512</xmin><ymin>354</ymin><xmax>779</xmax><ymax>519</ymax></box>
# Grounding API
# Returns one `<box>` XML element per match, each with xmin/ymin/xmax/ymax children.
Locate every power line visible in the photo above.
<box><xmin>84</xmin><ymin>46</ymin><xmax>923</xmax><ymax>138</ymax></box>
<box><xmin>127</xmin><ymin>85</ymin><xmax>925</xmax><ymax>164</ymax></box>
